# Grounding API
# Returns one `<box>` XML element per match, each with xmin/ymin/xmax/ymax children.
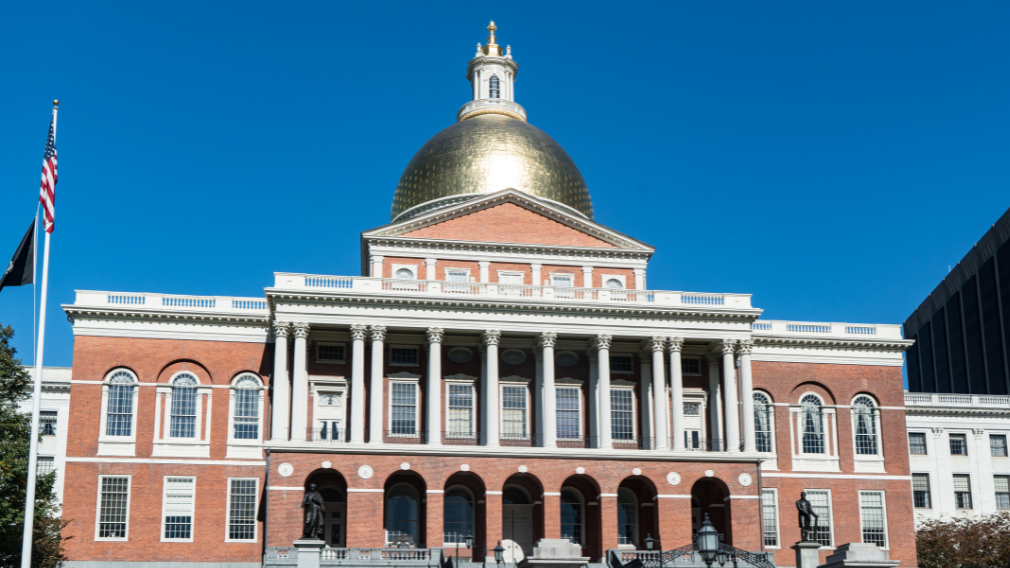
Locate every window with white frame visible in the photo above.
<box><xmin>557</xmin><ymin>387</ymin><xmax>581</xmax><ymax>439</ymax></box>
<box><xmin>685</xmin><ymin>430</ymin><xmax>701</xmax><ymax>449</ymax></box>
<box><xmin>489</xmin><ymin>75</ymin><xmax>501</xmax><ymax>98</ymax></box>
<box><xmin>390</xmin><ymin>382</ymin><xmax>418</xmax><ymax>436</ymax></box>
<box><xmin>804</xmin><ymin>490</ymin><xmax>833</xmax><ymax>547</ymax></box>
<box><xmin>991</xmin><ymin>434</ymin><xmax>1008</xmax><ymax>457</ymax></box>
<box><xmin>391</xmin><ymin>346</ymin><xmax>419</xmax><ymax>366</ymax></box>
<box><xmin>316</xmin><ymin>343</ymin><xmax>346</xmax><ymax>363</ymax></box>
<box><xmin>912</xmin><ymin>474</ymin><xmax>931</xmax><ymax>508</ymax></box>
<box><xmin>994</xmin><ymin>475</ymin><xmax>1010</xmax><ymax>510</ymax></box>
<box><xmin>231</xmin><ymin>375</ymin><xmax>261</xmax><ymax>441</ymax></box>
<box><xmin>617</xmin><ymin>488</ymin><xmax>637</xmax><ymax>546</ymax></box>
<box><xmin>386</xmin><ymin>483</ymin><xmax>420</xmax><ymax>545</ymax></box>
<box><xmin>754</xmin><ymin>392</ymin><xmax>774</xmax><ymax>453</ymax></box>
<box><xmin>682</xmin><ymin>357</ymin><xmax>701</xmax><ymax>375</ymax></box>
<box><xmin>550</xmin><ymin>273</ymin><xmax>574</xmax><ymax>287</ymax></box>
<box><xmin>950</xmin><ymin>433</ymin><xmax>968</xmax><ymax>456</ymax></box>
<box><xmin>762</xmin><ymin>489</ymin><xmax>779</xmax><ymax>547</ymax></box>
<box><xmin>443</xmin><ymin>486</ymin><xmax>474</xmax><ymax>544</ymax></box>
<box><xmin>953</xmin><ymin>474</ymin><xmax>972</xmax><ymax>509</ymax></box>
<box><xmin>169</xmin><ymin>373</ymin><xmax>199</xmax><ymax>439</ymax></box>
<box><xmin>227</xmin><ymin>478</ymin><xmax>258</xmax><ymax>541</ymax></box>
<box><xmin>105</xmin><ymin>370</ymin><xmax>137</xmax><ymax>437</ymax></box>
<box><xmin>859</xmin><ymin>491</ymin><xmax>887</xmax><ymax>548</ymax></box>
<box><xmin>445</xmin><ymin>268</ymin><xmax>470</xmax><ymax>282</ymax></box>
<box><xmin>162</xmin><ymin>477</ymin><xmax>195</xmax><ymax>541</ymax></box>
<box><xmin>40</xmin><ymin>411</ymin><xmax>57</xmax><ymax>436</ymax></box>
<box><xmin>560</xmin><ymin>488</ymin><xmax>584</xmax><ymax>545</ymax></box>
<box><xmin>604</xmin><ymin>278</ymin><xmax>624</xmax><ymax>289</ymax></box>
<box><xmin>610</xmin><ymin>355</ymin><xmax>633</xmax><ymax>374</ymax></box>
<box><xmin>611</xmin><ymin>389</ymin><xmax>635</xmax><ymax>441</ymax></box>
<box><xmin>502</xmin><ymin>384</ymin><xmax>528</xmax><ymax>439</ymax></box>
<box><xmin>37</xmin><ymin>456</ymin><xmax>55</xmax><ymax>476</ymax></box>
<box><xmin>801</xmin><ymin>395</ymin><xmax>825</xmax><ymax>454</ymax></box>
<box><xmin>447</xmin><ymin>383</ymin><xmax>474</xmax><ymax>438</ymax></box>
<box><xmin>96</xmin><ymin>476</ymin><xmax>130</xmax><ymax>540</ymax></box>
<box><xmin>909</xmin><ymin>432</ymin><xmax>927</xmax><ymax>455</ymax></box>
<box><xmin>852</xmin><ymin>395</ymin><xmax>881</xmax><ymax>456</ymax></box>
<box><xmin>394</xmin><ymin>268</ymin><xmax>415</xmax><ymax>279</ymax></box>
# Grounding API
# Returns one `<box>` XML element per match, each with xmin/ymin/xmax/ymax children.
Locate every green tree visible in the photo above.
<box><xmin>916</xmin><ymin>512</ymin><xmax>1010</xmax><ymax>568</ymax></box>
<box><xmin>0</xmin><ymin>323</ymin><xmax>68</xmax><ymax>568</ymax></box>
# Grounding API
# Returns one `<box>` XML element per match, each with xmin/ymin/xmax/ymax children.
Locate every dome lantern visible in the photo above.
<box><xmin>458</xmin><ymin>22</ymin><xmax>525</xmax><ymax>122</ymax></box>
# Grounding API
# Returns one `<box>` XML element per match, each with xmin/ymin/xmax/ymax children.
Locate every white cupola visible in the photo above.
<box><xmin>458</xmin><ymin>21</ymin><xmax>526</xmax><ymax>122</ymax></box>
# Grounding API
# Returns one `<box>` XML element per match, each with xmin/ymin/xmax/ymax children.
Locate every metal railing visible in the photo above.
<box><xmin>612</xmin><ymin>436</ymin><xmax>656</xmax><ymax>450</ymax></box>
<box><xmin>384</xmin><ymin>430</ymin><xmax>430</xmax><ymax>444</ymax></box>
<box><xmin>682</xmin><ymin>438</ymin><xmax>727</xmax><ymax>452</ymax></box>
<box><xmin>306</xmin><ymin>427</ymin><xmax>346</xmax><ymax>443</ymax></box>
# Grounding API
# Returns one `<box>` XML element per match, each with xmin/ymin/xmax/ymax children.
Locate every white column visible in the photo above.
<box><xmin>270</xmin><ymin>322</ymin><xmax>291</xmax><ymax>441</ymax></box>
<box><xmin>427</xmin><ymin>327</ymin><xmax>444</xmax><ymax>445</ymax></box>
<box><xmin>290</xmin><ymin>322</ymin><xmax>310</xmax><ymax>442</ymax></box>
<box><xmin>425</xmin><ymin>258</ymin><xmax>437</xmax><ymax>281</ymax></box>
<box><xmin>349</xmin><ymin>325</ymin><xmax>367</xmax><ymax>443</ymax></box>
<box><xmin>633</xmin><ymin>268</ymin><xmax>646</xmax><ymax>290</ymax></box>
<box><xmin>707</xmin><ymin>353</ymin><xmax>723</xmax><ymax>448</ymax></box>
<box><xmin>482</xmin><ymin>330</ymin><xmax>501</xmax><ymax>446</ymax></box>
<box><xmin>649</xmin><ymin>337</ymin><xmax>668</xmax><ymax>450</ymax></box>
<box><xmin>532</xmin><ymin>264</ymin><xmax>542</xmax><ymax>286</ymax></box>
<box><xmin>588</xmin><ymin>351</ymin><xmax>599</xmax><ymax>444</ymax></box>
<box><xmin>594</xmin><ymin>334</ymin><xmax>613</xmax><ymax>449</ymax></box>
<box><xmin>668</xmin><ymin>337</ymin><xmax>685</xmax><ymax>451</ymax></box>
<box><xmin>538</xmin><ymin>332</ymin><xmax>557</xmax><ymax>448</ymax></box>
<box><xmin>738</xmin><ymin>339</ymin><xmax>756</xmax><ymax>452</ymax></box>
<box><xmin>534</xmin><ymin>349</ymin><xmax>544</xmax><ymax>442</ymax></box>
<box><xmin>368</xmin><ymin>325</ymin><xmax>386</xmax><ymax>444</ymax></box>
<box><xmin>370</xmin><ymin>255</ymin><xmax>384</xmax><ymax>278</ymax></box>
<box><xmin>479</xmin><ymin>261</ymin><xmax>490</xmax><ymax>283</ymax></box>
<box><xmin>638</xmin><ymin>351</ymin><xmax>653</xmax><ymax>445</ymax></box>
<box><xmin>721</xmin><ymin>340</ymin><xmax>740</xmax><ymax>452</ymax></box>
<box><xmin>582</xmin><ymin>266</ymin><xmax>594</xmax><ymax>288</ymax></box>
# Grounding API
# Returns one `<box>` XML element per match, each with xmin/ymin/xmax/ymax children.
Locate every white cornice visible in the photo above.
<box><xmin>752</xmin><ymin>335</ymin><xmax>913</xmax><ymax>352</ymax></box>
<box><xmin>365</xmin><ymin>237</ymin><xmax>652</xmax><ymax>265</ymax></box>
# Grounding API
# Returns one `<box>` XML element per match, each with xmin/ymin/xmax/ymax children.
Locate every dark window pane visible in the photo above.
<box><xmin>919</xmin><ymin>323</ymin><xmax>935</xmax><ymax>392</ymax></box>
<box><xmin>962</xmin><ymin>277</ymin><xmax>988</xmax><ymax>394</ymax></box>
<box><xmin>947</xmin><ymin>292</ymin><xmax>969</xmax><ymax>393</ymax></box>
<box><xmin>906</xmin><ymin>340</ymin><xmax>921</xmax><ymax>392</ymax></box>
<box><xmin>979</xmin><ymin>259</ymin><xmax>1006</xmax><ymax>394</ymax></box>
<box><xmin>997</xmin><ymin>239</ymin><xmax>1010</xmax><ymax>394</ymax></box>
<box><xmin>932</xmin><ymin>309</ymin><xmax>951</xmax><ymax>392</ymax></box>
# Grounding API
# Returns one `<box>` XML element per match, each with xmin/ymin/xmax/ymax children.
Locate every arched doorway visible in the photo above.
<box><xmin>617</xmin><ymin>476</ymin><xmax>658</xmax><ymax>549</ymax></box>
<box><xmin>690</xmin><ymin>478</ymin><xmax>731</xmax><ymax>545</ymax></box>
<box><xmin>444</xmin><ymin>472</ymin><xmax>486</xmax><ymax>561</ymax></box>
<box><xmin>305</xmin><ymin>469</ymin><xmax>349</xmax><ymax>548</ymax></box>
<box><xmin>559</xmin><ymin>474</ymin><xmax>602</xmax><ymax>561</ymax></box>
<box><xmin>384</xmin><ymin>471</ymin><xmax>427</xmax><ymax>547</ymax></box>
<box><xmin>501</xmin><ymin>473</ymin><xmax>544</xmax><ymax>558</ymax></box>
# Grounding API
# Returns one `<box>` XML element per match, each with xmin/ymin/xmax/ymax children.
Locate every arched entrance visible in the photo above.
<box><xmin>560</xmin><ymin>474</ymin><xmax>602</xmax><ymax>561</ymax></box>
<box><xmin>690</xmin><ymin>478</ymin><xmax>731</xmax><ymax>545</ymax></box>
<box><xmin>617</xmin><ymin>476</ymin><xmax>658</xmax><ymax>549</ymax></box>
<box><xmin>384</xmin><ymin>471</ymin><xmax>428</xmax><ymax>547</ymax></box>
<box><xmin>305</xmin><ymin>469</ymin><xmax>348</xmax><ymax>548</ymax></box>
<box><xmin>501</xmin><ymin>473</ymin><xmax>544</xmax><ymax>558</ymax></box>
<box><xmin>444</xmin><ymin>472</ymin><xmax>486</xmax><ymax>561</ymax></box>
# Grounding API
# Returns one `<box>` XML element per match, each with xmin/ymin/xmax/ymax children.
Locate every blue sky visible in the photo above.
<box><xmin>1</xmin><ymin>2</ymin><xmax>1009</xmax><ymax>372</ymax></box>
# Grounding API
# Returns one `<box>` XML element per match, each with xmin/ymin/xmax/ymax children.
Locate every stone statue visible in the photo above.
<box><xmin>302</xmin><ymin>483</ymin><xmax>326</xmax><ymax>540</ymax></box>
<box><xmin>796</xmin><ymin>491</ymin><xmax>819</xmax><ymax>542</ymax></box>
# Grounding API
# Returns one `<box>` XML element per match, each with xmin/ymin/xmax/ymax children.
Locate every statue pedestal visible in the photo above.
<box><xmin>294</xmin><ymin>539</ymin><xmax>325</xmax><ymax>568</ymax></box>
<box><xmin>517</xmin><ymin>539</ymin><xmax>590</xmax><ymax>568</ymax></box>
<box><xmin>819</xmin><ymin>543</ymin><xmax>900</xmax><ymax>568</ymax></box>
<box><xmin>792</xmin><ymin>541</ymin><xmax>822</xmax><ymax>568</ymax></box>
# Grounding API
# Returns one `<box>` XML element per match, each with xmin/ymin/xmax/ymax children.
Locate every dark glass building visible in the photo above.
<box><xmin>905</xmin><ymin>208</ymin><xmax>1010</xmax><ymax>395</ymax></box>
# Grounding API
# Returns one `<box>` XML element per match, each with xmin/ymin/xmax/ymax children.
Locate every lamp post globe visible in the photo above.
<box><xmin>644</xmin><ymin>533</ymin><xmax>655</xmax><ymax>551</ymax></box>
<box><xmin>466</xmin><ymin>533</ymin><xmax>474</xmax><ymax>549</ymax></box>
<box><xmin>696</xmin><ymin>513</ymin><xmax>720</xmax><ymax>567</ymax></box>
<box><xmin>716</xmin><ymin>550</ymin><xmax>729</xmax><ymax>567</ymax></box>
<box><xmin>494</xmin><ymin>541</ymin><xmax>505</xmax><ymax>566</ymax></box>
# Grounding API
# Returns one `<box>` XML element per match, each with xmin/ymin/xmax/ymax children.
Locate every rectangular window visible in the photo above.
<box><xmin>762</xmin><ymin>489</ymin><xmax>779</xmax><ymax>547</ymax></box>
<box><xmin>97</xmin><ymin>476</ymin><xmax>130</xmax><ymax>540</ymax></box>
<box><xmin>953</xmin><ymin>474</ymin><xmax>972</xmax><ymax>509</ymax></box>
<box><xmin>950</xmin><ymin>433</ymin><xmax>968</xmax><ymax>456</ymax></box>
<box><xmin>550</xmin><ymin>274</ymin><xmax>574</xmax><ymax>287</ymax></box>
<box><xmin>908</xmin><ymin>433</ymin><xmax>927</xmax><ymax>455</ymax></box>
<box><xmin>390</xmin><ymin>346</ymin><xmax>419</xmax><ymax>366</ymax></box>
<box><xmin>227</xmin><ymin>479</ymin><xmax>258</xmax><ymax>541</ymax></box>
<box><xmin>40</xmin><ymin>411</ymin><xmax>57</xmax><ymax>436</ymax></box>
<box><xmin>556</xmin><ymin>387</ymin><xmax>581</xmax><ymax>439</ymax></box>
<box><xmin>859</xmin><ymin>491</ymin><xmax>887</xmax><ymax>548</ymax></box>
<box><xmin>502</xmin><ymin>385</ymin><xmax>528</xmax><ymax>439</ymax></box>
<box><xmin>609</xmin><ymin>355</ymin><xmax>633</xmax><ymax>374</ymax></box>
<box><xmin>233</xmin><ymin>388</ymin><xmax>259</xmax><ymax>440</ymax></box>
<box><xmin>169</xmin><ymin>386</ymin><xmax>198</xmax><ymax>439</ymax></box>
<box><xmin>682</xmin><ymin>357</ymin><xmax>701</xmax><ymax>375</ymax></box>
<box><xmin>106</xmin><ymin>382</ymin><xmax>135</xmax><ymax>437</ymax></box>
<box><xmin>684</xmin><ymin>403</ymin><xmax>701</xmax><ymax>416</ymax></box>
<box><xmin>162</xmin><ymin>477</ymin><xmax>195</xmax><ymax>541</ymax></box>
<box><xmin>316</xmin><ymin>343</ymin><xmax>346</xmax><ymax>363</ymax></box>
<box><xmin>37</xmin><ymin>456</ymin><xmax>55</xmax><ymax>476</ymax></box>
<box><xmin>446</xmin><ymin>269</ymin><xmax>469</xmax><ymax>282</ymax></box>
<box><xmin>611</xmin><ymin>389</ymin><xmax>635</xmax><ymax>441</ymax></box>
<box><xmin>991</xmin><ymin>434</ymin><xmax>1008</xmax><ymax>457</ymax></box>
<box><xmin>805</xmin><ymin>490</ymin><xmax>833</xmax><ymax>547</ymax></box>
<box><xmin>447</xmin><ymin>383</ymin><xmax>474</xmax><ymax>437</ymax></box>
<box><xmin>912</xmin><ymin>474</ymin><xmax>932</xmax><ymax>508</ymax></box>
<box><xmin>390</xmin><ymin>382</ymin><xmax>418</xmax><ymax>436</ymax></box>
<box><xmin>995</xmin><ymin>475</ymin><xmax>1010</xmax><ymax>510</ymax></box>
<box><xmin>684</xmin><ymin>430</ymin><xmax>700</xmax><ymax>449</ymax></box>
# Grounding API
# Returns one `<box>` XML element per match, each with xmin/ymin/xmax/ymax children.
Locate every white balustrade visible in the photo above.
<box><xmin>74</xmin><ymin>291</ymin><xmax>268</xmax><ymax>314</ymax></box>
<box><xmin>457</xmin><ymin>98</ymin><xmax>527</xmax><ymax>121</ymax></box>
<box><xmin>751</xmin><ymin>320</ymin><xmax>904</xmax><ymax>339</ymax></box>
<box><xmin>904</xmin><ymin>393</ymin><xmax>1010</xmax><ymax>408</ymax></box>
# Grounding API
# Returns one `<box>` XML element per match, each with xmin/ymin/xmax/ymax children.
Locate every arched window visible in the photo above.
<box><xmin>605</xmin><ymin>279</ymin><xmax>624</xmax><ymax>289</ymax></box>
<box><xmin>754</xmin><ymin>392</ymin><xmax>774</xmax><ymax>453</ymax></box>
<box><xmin>395</xmin><ymin>268</ymin><xmax>414</xmax><ymax>279</ymax></box>
<box><xmin>385</xmin><ymin>484</ymin><xmax>420</xmax><ymax>546</ymax></box>
<box><xmin>170</xmin><ymin>373</ymin><xmax>199</xmax><ymax>438</ymax></box>
<box><xmin>801</xmin><ymin>394</ymin><xmax>824</xmax><ymax>454</ymax></box>
<box><xmin>560</xmin><ymin>489</ymin><xmax>584</xmax><ymax>545</ymax></box>
<box><xmin>852</xmin><ymin>395</ymin><xmax>880</xmax><ymax>456</ymax></box>
<box><xmin>617</xmin><ymin>488</ymin><xmax>637</xmax><ymax>546</ymax></box>
<box><xmin>503</xmin><ymin>486</ymin><xmax>531</xmax><ymax>505</ymax></box>
<box><xmin>443</xmin><ymin>486</ymin><xmax>474</xmax><ymax>544</ymax></box>
<box><xmin>106</xmin><ymin>370</ymin><xmax>137</xmax><ymax>437</ymax></box>
<box><xmin>489</xmin><ymin>75</ymin><xmax>501</xmax><ymax>99</ymax></box>
<box><xmin>232</xmin><ymin>375</ymin><xmax>261</xmax><ymax>440</ymax></box>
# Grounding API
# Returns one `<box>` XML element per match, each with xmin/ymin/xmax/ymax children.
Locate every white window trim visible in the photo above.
<box><xmin>949</xmin><ymin>432</ymin><xmax>970</xmax><ymax>457</ymax></box>
<box><xmin>754</xmin><ymin>391</ymin><xmax>777</xmax><ymax>455</ymax></box>
<box><xmin>911</xmin><ymin>472</ymin><xmax>933</xmax><ymax>510</ymax></box>
<box><xmin>600</xmin><ymin>274</ymin><xmax>627</xmax><ymax>289</ymax></box>
<box><xmin>98</xmin><ymin>369</ymin><xmax>139</xmax><ymax>457</ymax></box>
<box><xmin>500</xmin><ymin>381</ymin><xmax>530</xmax><ymax>440</ymax></box>
<box><xmin>681</xmin><ymin>356</ymin><xmax>702</xmax><ymax>376</ymax></box>
<box><xmin>908</xmin><ymin>431</ymin><xmax>929</xmax><ymax>456</ymax></box>
<box><xmin>444</xmin><ymin>267</ymin><xmax>471</xmax><ymax>282</ymax></box>
<box><xmin>390</xmin><ymin>344</ymin><xmax>420</xmax><ymax>367</ymax></box>
<box><xmin>609</xmin><ymin>354</ymin><xmax>635</xmax><ymax>375</ymax></box>
<box><xmin>803</xmin><ymin>488</ymin><xmax>835</xmax><ymax>549</ymax></box>
<box><xmin>952</xmin><ymin>473</ymin><xmax>974</xmax><ymax>509</ymax></box>
<box><xmin>549</xmin><ymin>272</ymin><xmax>576</xmax><ymax>287</ymax></box>
<box><xmin>226</xmin><ymin>374</ymin><xmax>265</xmax><ymax>458</ymax></box>
<box><xmin>851</xmin><ymin>395</ymin><xmax>885</xmax><ymax>472</ymax></box>
<box><xmin>153</xmin><ymin>372</ymin><xmax>212</xmax><ymax>458</ymax></box>
<box><xmin>611</xmin><ymin>386</ymin><xmax>638</xmax><ymax>440</ymax></box>
<box><xmin>445</xmin><ymin>380</ymin><xmax>476</xmax><ymax>439</ymax></box>
<box><xmin>762</xmin><ymin>488</ymin><xmax>781</xmax><ymax>549</ymax></box>
<box><xmin>94</xmin><ymin>475</ymin><xmax>131</xmax><ymax>542</ymax></box>
<box><xmin>316</xmin><ymin>342</ymin><xmax>347</xmax><ymax>364</ymax></box>
<box><xmin>224</xmin><ymin>477</ymin><xmax>260</xmax><ymax>543</ymax></box>
<box><xmin>311</xmin><ymin>377</ymin><xmax>348</xmax><ymax>443</ymax></box>
<box><xmin>388</xmin><ymin>378</ymin><xmax>420</xmax><ymax>438</ymax></box>
<box><xmin>556</xmin><ymin>385</ymin><xmax>583</xmax><ymax>439</ymax></box>
<box><xmin>790</xmin><ymin>393</ymin><xmax>840</xmax><ymax>472</ymax></box>
<box><xmin>160</xmin><ymin>476</ymin><xmax>197</xmax><ymax>543</ymax></box>
<box><xmin>391</xmin><ymin>264</ymin><xmax>418</xmax><ymax>279</ymax></box>
<box><xmin>497</xmin><ymin>270</ymin><xmax>525</xmax><ymax>284</ymax></box>
<box><xmin>858</xmin><ymin>490</ymin><xmax>888</xmax><ymax>550</ymax></box>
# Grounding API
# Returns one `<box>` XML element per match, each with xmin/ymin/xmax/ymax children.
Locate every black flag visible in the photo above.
<box><xmin>0</xmin><ymin>218</ymin><xmax>35</xmax><ymax>292</ymax></box>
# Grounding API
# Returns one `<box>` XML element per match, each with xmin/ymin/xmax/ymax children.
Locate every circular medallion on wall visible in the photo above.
<box><xmin>666</xmin><ymin>472</ymin><xmax>681</xmax><ymax>486</ymax></box>
<box><xmin>738</xmin><ymin>473</ymin><xmax>753</xmax><ymax>487</ymax></box>
<box><xmin>358</xmin><ymin>465</ymin><xmax>373</xmax><ymax>479</ymax></box>
<box><xmin>502</xmin><ymin>349</ymin><xmax>526</xmax><ymax>365</ymax></box>
<box><xmin>278</xmin><ymin>463</ymin><xmax>294</xmax><ymax>477</ymax></box>
<box><xmin>556</xmin><ymin>351</ymin><xmax>579</xmax><ymax>367</ymax></box>
<box><xmin>449</xmin><ymin>347</ymin><xmax>473</xmax><ymax>363</ymax></box>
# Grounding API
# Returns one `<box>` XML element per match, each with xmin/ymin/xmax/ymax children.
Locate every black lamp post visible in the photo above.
<box><xmin>645</xmin><ymin>533</ymin><xmax>662</xmax><ymax>568</ymax></box>
<box><xmin>696</xmin><ymin>514</ymin><xmax>720</xmax><ymax>568</ymax></box>
<box><xmin>493</xmin><ymin>541</ymin><xmax>505</xmax><ymax>568</ymax></box>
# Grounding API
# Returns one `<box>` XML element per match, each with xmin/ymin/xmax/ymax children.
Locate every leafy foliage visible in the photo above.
<box><xmin>916</xmin><ymin>513</ymin><xmax>1010</xmax><ymax>568</ymax></box>
<box><xmin>0</xmin><ymin>324</ymin><xmax>69</xmax><ymax>568</ymax></box>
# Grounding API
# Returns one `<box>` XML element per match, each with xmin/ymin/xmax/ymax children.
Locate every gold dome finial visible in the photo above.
<box><xmin>481</xmin><ymin>20</ymin><xmax>503</xmax><ymax>56</ymax></box>
<box><xmin>487</xmin><ymin>21</ymin><xmax>497</xmax><ymax>45</ymax></box>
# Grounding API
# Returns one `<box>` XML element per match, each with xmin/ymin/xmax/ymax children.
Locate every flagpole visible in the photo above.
<box><xmin>21</xmin><ymin>100</ymin><xmax>57</xmax><ymax>568</ymax></box>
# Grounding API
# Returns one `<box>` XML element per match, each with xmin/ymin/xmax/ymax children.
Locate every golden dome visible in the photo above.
<box><xmin>392</xmin><ymin>114</ymin><xmax>593</xmax><ymax>221</ymax></box>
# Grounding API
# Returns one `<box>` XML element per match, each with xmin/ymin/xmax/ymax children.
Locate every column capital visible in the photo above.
<box><xmin>272</xmin><ymin>321</ymin><xmax>291</xmax><ymax>338</ymax></box>
<box><xmin>369</xmin><ymin>325</ymin><xmax>387</xmax><ymax>342</ymax></box>
<box><xmin>370</xmin><ymin>255</ymin><xmax>384</xmax><ymax>263</ymax></box>
<box><xmin>349</xmin><ymin>324</ymin><xmax>368</xmax><ymax>341</ymax></box>
<box><xmin>666</xmin><ymin>337</ymin><xmax>684</xmax><ymax>353</ymax></box>
<box><xmin>482</xmin><ymin>329</ymin><xmax>501</xmax><ymax>346</ymax></box>
<box><xmin>582</xmin><ymin>266</ymin><xmax>594</xmax><ymax>273</ymax></box>
<box><xmin>736</xmin><ymin>339</ymin><xmax>753</xmax><ymax>355</ymax></box>
<box><xmin>633</xmin><ymin>268</ymin><xmax>646</xmax><ymax>275</ymax></box>
<box><xmin>292</xmin><ymin>322</ymin><xmax>311</xmax><ymax>339</ymax></box>
<box><xmin>720</xmin><ymin>339</ymin><xmax>736</xmax><ymax>355</ymax></box>
<box><xmin>537</xmin><ymin>331</ymin><xmax>558</xmax><ymax>349</ymax></box>
<box><xmin>478</xmin><ymin>260</ymin><xmax>491</xmax><ymax>268</ymax></box>
<box><xmin>426</xmin><ymin>327</ymin><xmax>445</xmax><ymax>344</ymax></box>
<box><xmin>648</xmin><ymin>336</ymin><xmax>666</xmax><ymax>352</ymax></box>
<box><xmin>531</xmin><ymin>263</ymin><xmax>542</xmax><ymax>270</ymax></box>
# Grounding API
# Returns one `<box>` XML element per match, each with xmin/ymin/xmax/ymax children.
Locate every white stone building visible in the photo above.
<box><xmin>19</xmin><ymin>366</ymin><xmax>73</xmax><ymax>504</ymax></box>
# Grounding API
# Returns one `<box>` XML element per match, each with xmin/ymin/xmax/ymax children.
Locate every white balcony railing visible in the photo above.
<box><xmin>74</xmin><ymin>291</ymin><xmax>269</xmax><ymax>313</ymax></box>
<box><xmin>750</xmin><ymin>320</ymin><xmax>904</xmax><ymax>339</ymax></box>
<box><xmin>457</xmin><ymin>98</ymin><xmax>527</xmax><ymax>121</ymax></box>
<box><xmin>904</xmin><ymin>393</ymin><xmax>1010</xmax><ymax>409</ymax></box>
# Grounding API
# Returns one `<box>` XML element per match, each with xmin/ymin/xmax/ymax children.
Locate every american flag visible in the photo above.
<box><xmin>39</xmin><ymin>114</ymin><xmax>57</xmax><ymax>234</ymax></box>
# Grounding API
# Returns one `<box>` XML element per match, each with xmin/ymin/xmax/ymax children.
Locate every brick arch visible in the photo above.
<box><xmin>690</xmin><ymin>477</ymin><xmax>732</xmax><ymax>545</ymax></box>
<box><xmin>850</xmin><ymin>391</ymin><xmax>880</xmax><ymax>406</ymax></box>
<box><xmin>102</xmin><ymin>365</ymin><xmax>141</xmax><ymax>382</ymax></box>
<box><xmin>157</xmin><ymin>359</ymin><xmax>212</xmax><ymax>385</ymax></box>
<box><xmin>560</xmin><ymin>474</ymin><xmax>602</xmax><ymax>560</ymax></box>
<box><xmin>445</xmin><ymin>472</ymin><xmax>486</xmax><ymax>559</ymax></box>
<box><xmin>618</xmin><ymin>476</ymin><xmax>658</xmax><ymax>549</ymax></box>
<box><xmin>789</xmin><ymin>381</ymin><xmax>836</xmax><ymax>405</ymax></box>
<box><xmin>502</xmin><ymin>473</ymin><xmax>546</xmax><ymax>548</ymax></box>
<box><xmin>229</xmin><ymin>369</ymin><xmax>265</xmax><ymax>386</ymax></box>
<box><xmin>384</xmin><ymin>470</ymin><xmax>428</xmax><ymax>547</ymax></box>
